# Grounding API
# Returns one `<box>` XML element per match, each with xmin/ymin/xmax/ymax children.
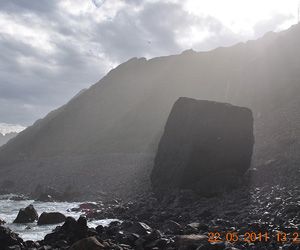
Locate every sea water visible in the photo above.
<box><xmin>0</xmin><ymin>194</ymin><xmax>118</xmax><ymax>241</ymax></box>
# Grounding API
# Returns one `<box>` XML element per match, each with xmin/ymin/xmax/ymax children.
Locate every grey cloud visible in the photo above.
<box><xmin>0</xmin><ymin>34</ymin><xmax>42</xmax><ymax>74</ymax></box>
<box><xmin>92</xmin><ymin>2</ymin><xmax>196</xmax><ymax>62</ymax></box>
<box><xmin>0</xmin><ymin>13</ymin><xmax>103</xmax><ymax>126</ymax></box>
<box><xmin>91</xmin><ymin>1</ymin><xmax>248</xmax><ymax>63</ymax></box>
<box><xmin>120</xmin><ymin>0</ymin><xmax>145</xmax><ymax>6</ymax></box>
<box><xmin>0</xmin><ymin>98</ymin><xmax>45</xmax><ymax>125</ymax></box>
<box><xmin>0</xmin><ymin>0</ymin><xmax>58</xmax><ymax>15</ymax></box>
<box><xmin>138</xmin><ymin>2</ymin><xmax>185</xmax><ymax>51</ymax></box>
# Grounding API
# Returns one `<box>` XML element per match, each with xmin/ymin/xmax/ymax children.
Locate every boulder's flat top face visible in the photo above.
<box><xmin>151</xmin><ymin>97</ymin><xmax>254</xmax><ymax>196</ymax></box>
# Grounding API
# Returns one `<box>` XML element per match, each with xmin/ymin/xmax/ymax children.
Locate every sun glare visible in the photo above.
<box><xmin>184</xmin><ymin>0</ymin><xmax>298</xmax><ymax>35</ymax></box>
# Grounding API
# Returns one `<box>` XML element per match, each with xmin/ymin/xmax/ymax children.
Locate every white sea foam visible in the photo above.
<box><xmin>0</xmin><ymin>198</ymin><xmax>119</xmax><ymax>241</ymax></box>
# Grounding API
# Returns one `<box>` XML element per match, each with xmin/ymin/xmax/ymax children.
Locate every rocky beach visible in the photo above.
<box><xmin>1</xmin><ymin>158</ymin><xmax>300</xmax><ymax>250</ymax></box>
<box><xmin>1</xmin><ymin>96</ymin><xmax>300</xmax><ymax>250</ymax></box>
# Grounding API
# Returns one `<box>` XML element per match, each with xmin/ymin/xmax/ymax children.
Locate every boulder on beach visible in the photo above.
<box><xmin>151</xmin><ymin>97</ymin><xmax>254</xmax><ymax>197</ymax></box>
<box><xmin>38</xmin><ymin>212</ymin><xmax>66</xmax><ymax>225</ymax></box>
<box><xmin>13</xmin><ymin>204</ymin><xmax>38</xmax><ymax>223</ymax></box>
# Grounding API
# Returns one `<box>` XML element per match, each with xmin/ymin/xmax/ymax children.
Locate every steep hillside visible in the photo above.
<box><xmin>1</xmin><ymin>24</ymin><xmax>300</xmax><ymax>160</ymax></box>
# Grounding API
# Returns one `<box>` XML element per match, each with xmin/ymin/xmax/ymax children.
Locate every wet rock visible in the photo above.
<box><xmin>151</xmin><ymin>98</ymin><xmax>254</xmax><ymax>197</ymax></box>
<box><xmin>0</xmin><ymin>219</ymin><xmax>5</xmax><ymax>225</ymax></box>
<box><xmin>38</xmin><ymin>212</ymin><xmax>66</xmax><ymax>225</ymax></box>
<box><xmin>69</xmin><ymin>216</ymin><xmax>88</xmax><ymax>242</ymax></box>
<box><xmin>69</xmin><ymin>236</ymin><xmax>106</xmax><ymax>250</ymax></box>
<box><xmin>59</xmin><ymin>216</ymin><xmax>77</xmax><ymax>234</ymax></box>
<box><xmin>42</xmin><ymin>216</ymin><xmax>89</xmax><ymax>247</ymax></box>
<box><xmin>13</xmin><ymin>204</ymin><xmax>38</xmax><ymax>223</ymax></box>
<box><xmin>0</xmin><ymin>225</ymin><xmax>23</xmax><ymax>248</ymax></box>
<box><xmin>96</xmin><ymin>225</ymin><xmax>104</xmax><ymax>234</ymax></box>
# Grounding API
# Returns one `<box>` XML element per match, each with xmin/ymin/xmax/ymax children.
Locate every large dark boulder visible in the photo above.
<box><xmin>151</xmin><ymin>97</ymin><xmax>254</xmax><ymax>197</ymax></box>
<box><xmin>13</xmin><ymin>204</ymin><xmax>38</xmax><ymax>223</ymax></box>
<box><xmin>38</xmin><ymin>212</ymin><xmax>66</xmax><ymax>225</ymax></box>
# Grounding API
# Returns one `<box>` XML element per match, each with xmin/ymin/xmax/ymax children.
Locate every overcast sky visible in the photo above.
<box><xmin>0</xmin><ymin>0</ymin><xmax>298</xmax><ymax>134</ymax></box>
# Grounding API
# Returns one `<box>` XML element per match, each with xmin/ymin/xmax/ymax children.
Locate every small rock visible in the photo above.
<box><xmin>13</xmin><ymin>204</ymin><xmax>38</xmax><ymax>223</ymax></box>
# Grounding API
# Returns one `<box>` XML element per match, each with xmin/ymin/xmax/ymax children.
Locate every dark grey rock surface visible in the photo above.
<box><xmin>151</xmin><ymin>98</ymin><xmax>254</xmax><ymax>197</ymax></box>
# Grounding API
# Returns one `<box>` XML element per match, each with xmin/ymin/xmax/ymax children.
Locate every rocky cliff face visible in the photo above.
<box><xmin>151</xmin><ymin>98</ymin><xmax>254</xmax><ymax>197</ymax></box>
<box><xmin>0</xmin><ymin>24</ymin><xmax>300</xmax><ymax>163</ymax></box>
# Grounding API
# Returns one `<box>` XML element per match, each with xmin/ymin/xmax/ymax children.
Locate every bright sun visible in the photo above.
<box><xmin>184</xmin><ymin>0</ymin><xmax>298</xmax><ymax>34</ymax></box>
